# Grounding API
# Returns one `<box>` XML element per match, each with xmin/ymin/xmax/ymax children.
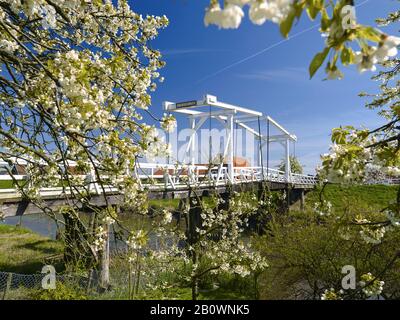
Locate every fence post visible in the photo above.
<box><xmin>2</xmin><ymin>272</ymin><xmax>13</xmax><ymax>300</ymax></box>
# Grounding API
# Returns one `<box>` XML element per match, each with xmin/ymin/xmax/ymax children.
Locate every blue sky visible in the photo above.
<box><xmin>132</xmin><ymin>0</ymin><xmax>399</xmax><ymax>173</ymax></box>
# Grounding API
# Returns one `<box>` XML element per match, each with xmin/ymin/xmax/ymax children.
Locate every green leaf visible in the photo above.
<box><xmin>340</xmin><ymin>46</ymin><xmax>354</xmax><ymax>65</ymax></box>
<box><xmin>280</xmin><ymin>9</ymin><xmax>296</xmax><ymax>38</ymax></box>
<box><xmin>309</xmin><ymin>47</ymin><xmax>330</xmax><ymax>79</ymax></box>
<box><xmin>306</xmin><ymin>0</ymin><xmax>320</xmax><ymax>20</ymax></box>
<box><xmin>356</xmin><ymin>26</ymin><xmax>382</xmax><ymax>42</ymax></box>
<box><xmin>320</xmin><ymin>9</ymin><xmax>330</xmax><ymax>31</ymax></box>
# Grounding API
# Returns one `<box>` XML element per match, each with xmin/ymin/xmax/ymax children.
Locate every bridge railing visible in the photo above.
<box><xmin>364</xmin><ymin>178</ymin><xmax>400</xmax><ymax>185</ymax></box>
<box><xmin>290</xmin><ymin>172</ymin><xmax>319</xmax><ymax>185</ymax></box>
<box><xmin>233</xmin><ymin>167</ymin><xmax>284</xmax><ymax>183</ymax></box>
<box><xmin>134</xmin><ymin>163</ymin><xmax>230</xmax><ymax>189</ymax></box>
<box><xmin>233</xmin><ymin>167</ymin><xmax>317</xmax><ymax>185</ymax></box>
<box><xmin>0</xmin><ymin>163</ymin><xmax>317</xmax><ymax>199</ymax></box>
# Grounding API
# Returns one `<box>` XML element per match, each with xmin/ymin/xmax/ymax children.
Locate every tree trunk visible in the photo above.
<box><xmin>191</xmin><ymin>251</ymin><xmax>198</xmax><ymax>301</ymax></box>
<box><xmin>100</xmin><ymin>222</ymin><xmax>110</xmax><ymax>289</ymax></box>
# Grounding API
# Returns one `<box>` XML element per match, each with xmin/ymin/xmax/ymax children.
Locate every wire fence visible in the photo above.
<box><xmin>0</xmin><ymin>271</ymin><xmax>89</xmax><ymax>300</ymax></box>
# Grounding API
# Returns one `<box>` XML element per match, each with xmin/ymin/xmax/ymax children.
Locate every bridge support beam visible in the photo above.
<box><xmin>184</xmin><ymin>195</ymin><xmax>203</xmax><ymax>245</ymax></box>
<box><xmin>218</xmin><ymin>192</ymin><xmax>231</xmax><ymax>212</ymax></box>
<box><xmin>226</xmin><ymin>115</ymin><xmax>234</xmax><ymax>183</ymax></box>
<box><xmin>283</xmin><ymin>188</ymin><xmax>307</xmax><ymax>212</ymax></box>
<box><xmin>189</xmin><ymin>118</ymin><xmax>196</xmax><ymax>173</ymax></box>
<box><xmin>285</xmin><ymin>186</ymin><xmax>291</xmax><ymax>213</ymax></box>
<box><xmin>285</xmin><ymin>138</ymin><xmax>291</xmax><ymax>183</ymax></box>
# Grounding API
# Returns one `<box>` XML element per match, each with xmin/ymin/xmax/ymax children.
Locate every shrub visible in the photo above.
<box><xmin>254</xmin><ymin>208</ymin><xmax>400</xmax><ymax>300</ymax></box>
<box><xmin>31</xmin><ymin>282</ymin><xmax>87</xmax><ymax>300</ymax></box>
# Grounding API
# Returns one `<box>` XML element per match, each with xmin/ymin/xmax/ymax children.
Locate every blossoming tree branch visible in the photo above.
<box><xmin>0</xmin><ymin>0</ymin><xmax>173</xmax><ymax>285</ymax></box>
<box><xmin>205</xmin><ymin>1</ymin><xmax>400</xmax><ymax>292</ymax></box>
<box><xmin>0</xmin><ymin>1</ymin><xmax>268</xmax><ymax>298</ymax></box>
<box><xmin>204</xmin><ymin>0</ymin><xmax>400</xmax><ymax>79</ymax></box>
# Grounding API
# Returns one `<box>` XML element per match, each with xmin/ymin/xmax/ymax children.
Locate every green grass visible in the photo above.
<box><xmin>148</xmin><ymin>198</ymin><xmax>180</xmax><ymax>210</ymax></box>
<box><xmin>0</xmin><ymin>225</ymin><xmax>64</xmax><ymax>274</ymax></box>
<box><xmin>4</xmin><ymin>184</ymin><xmax>396</xmax><ymax>299</ymax></box>
<box><xmin>0</xmin><ymin>223</ymin><xmax>253</xmax><ymax>300</ymax></box>
<box><xmin>0</xmin><ymin>180</ymin><xmax>28</xmax><ymax>189</ymax></box>
<box><xmin>0</xmin><ymin>180</ymin><xmax>14</xmax><ymax>189</ymax></box>
<box><xmin>305</xmin><ymin>184</ymin><xmax>398</xmax><ymax>212</ymax></box>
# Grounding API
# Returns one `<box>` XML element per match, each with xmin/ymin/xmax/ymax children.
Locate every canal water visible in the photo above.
<box><xmin>1</xmin><ymin>214</ymin><xmax>58</xmax><ymax>239</ymax></box>
<box><xmin>1</xmin><ymin>213</ymin><xmax>181</xmax><ymax>252</ymax></box>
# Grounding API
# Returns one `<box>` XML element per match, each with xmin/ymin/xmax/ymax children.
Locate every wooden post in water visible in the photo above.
<box><xmin>187</xmin><ymin>196</ymin><xmax>203</xmax><ymax>245</ymax></box>
<box><xmin>300</xmin><ymin>189</ymin><xmax>305</xmax><ymax>212</ymax></box>
<box><xmin>218</xmin><ymin>192</ymin><xmax>231</xmax><ymax>212</ymax></box>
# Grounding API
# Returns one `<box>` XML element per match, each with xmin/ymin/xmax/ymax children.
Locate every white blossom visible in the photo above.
<box><xmin>161</xmin><ymin>209</ymin><xmax>173</xmax><ymax>225</ymax></box>
<box><xmin>126</xmin><ymin>229</ymin><xmax>147</xmax><ymax>250</ymax></box>
<box><xmin>360</xmin><ymin>273</ymin><xmax>384</xmax><ymax>297</ymax></box>
<box><xmin>313</xmin><ymin>200</ymin><xmax>332</xmax><ymax>216</ymax></box>
<box><xmin>249</xmin><ymin>0</ymin><xmax>293</xmax><ymax>25</ymax></box>
<box><xmin>219</xmin><ymin>4</ymin><xmax>244</xmax><ymax>29</ymax></box>
<box><xmin>103</xmin><ymin>216</ymin><xmax>116</xmax><ymax>225</ymax></box>
<box><xmin>327</xmin><ymin>67</ymin><xmax>344</xmax><ymax>80</ymax></box>
<box><xmin>385</xmin><ymin>210</ymin><xmax>400</xmax><ymax>227</ymax></box>
<box><xmin>204</xmin><ymin>3</ymin><xmax>223</xmax><ymax>27</ymax></box>
<box><xmin>205</xmin><ymin>3</ymin><xmax>244</xmax><ymax>29</ymax></box>
<box><xmin>354</xmin><ymin>51</ymin><xmax>377</xmax><ymax>73</ymax></box>
<box><xmin>249</xmin><ymin>1</ymin><xmax>271</xmax><ymax>25</ymax></box>
<box><xmin>353</xmin><ymin>38</ymin><xmax>400</xmax><ymax>74</ymax></box>
<box><xmin>321</xmin><ymin>288</ymin><xmax>342</xmax><ymax>300</ymax></box>
<box><xmin>227</xmin><ymin>0</ymin><xmax>251</xmax><ymax>7</ymax></box>
<box><xmin>161</xmin><ymin>113</ymin><xmax>177</xmax><ymax>133</ymax></box>
<box><xmin>374</xmin><ymin>36</ymin><xmax>400</xmax><ymax>63</ymax></box>
<box><xmin>0</xmin><ymin>39</ymin><xmax>19</xmax><ymax>53</ymax></box>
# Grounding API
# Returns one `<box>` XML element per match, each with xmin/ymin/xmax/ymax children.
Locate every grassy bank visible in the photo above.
<box><xmin>2</xmin><ymin>184</ymin><xmax>398</xmax><ymax>300</ymax></box>
<box><xmin>305</xmin><ymin>184</ymin><xmax>398</xmax><ymax>212</ymax></box>
<box><xmin>0</xmin><ymin>180</ymin><xmax>15</xmax><ymax>189</ymax></box>
<box><xmin>256</xmin><ymin>184</ymin><xmax>400</xmax><ymax>299</ymax></box>
<box><xmin>0</xmin><ymin>225</ymin><xmax>63</xmax><ymax>274</ymax></box>
<box><xmin>0</xmin><ymin>223</ymin><xmax>254</xmax><ymax>300</ymax></box>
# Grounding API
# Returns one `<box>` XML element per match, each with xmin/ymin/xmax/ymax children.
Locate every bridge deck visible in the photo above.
<box><xmin>0</xmin><ymin>165</ymin><xmax>317</xmax><ymax>217</ymax></box>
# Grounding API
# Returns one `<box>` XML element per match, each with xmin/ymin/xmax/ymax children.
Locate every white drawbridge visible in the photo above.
<box><xmin>146</xmin><ymin>94</ymin><xmax>313</xmax><ymax>186</ymax></box>
<box><xmin>0</xmin><ymin>94</ymin><xmax>317</xmax><ymax>217</ymax></box>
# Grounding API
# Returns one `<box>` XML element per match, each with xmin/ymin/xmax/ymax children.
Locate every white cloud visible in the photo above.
<box><xmin>162</xmin><ymin>48</ymin><xmax>229</xmax><ymax>56</ymax></box>
<box><xmin>236</xmin><ymin>67</ymin><xmax>308</xmax><ymax>82</ymax></box>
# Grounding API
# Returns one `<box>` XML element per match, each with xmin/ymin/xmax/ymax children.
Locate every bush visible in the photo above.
<box><xmin>31</xmin><ymin>282</ymin><xmax>87</xmax><ymax>300</ymax></box>
<box><xmin>254</xmin><ymin>209</ymin><xmax>400</xmax><ymax>300</ymax></box>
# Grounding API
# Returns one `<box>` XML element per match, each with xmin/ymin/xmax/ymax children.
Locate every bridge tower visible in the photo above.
<box><xmin>163</xmin><ymin>94</ymin><xmax>297</xmax><ymax>183</ymax></box>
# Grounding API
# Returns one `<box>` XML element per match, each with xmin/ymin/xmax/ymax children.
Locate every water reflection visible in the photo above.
<box><xmin>1</xmin><ymin>214</ymin><xmax>58</xmax><ymax>239</ymax></box>
<box><xmin>1</xmin><ymin>213</ymin><xmax>185</xmax><ymax>252</ymax></box>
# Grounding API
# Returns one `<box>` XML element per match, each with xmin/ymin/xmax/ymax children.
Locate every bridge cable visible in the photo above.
<box><xmin>176</xmin><ymin>120</ymin><xmax>179</xmax><ymax>164</ymax></box>
<box><xmin>257</xmin><ymin>116</ymin><xmax>265</xmax><ymax>179</ymax></box>
<box><xmin>167</xmin><ymin>110</ymin><xmax>170</xmax><ymax>165</ymax></box>
<box><xmin>267</xmin><ymin>118</ymin><xmax>270</xmax><ymax>179</ymax></box>
<box><xmin>235</xmin><ymin>121</ymin><xmax>238</xmax><ymax>162</ymax></box>
<box><xmin>209</xmin><ymin>104</ymin><xmax>212</xmax><ymax>164</ymax></box>
<box><xmin>294</xmin><ymin>140</ymin><xmax>296</xmax><ymax>158</ymax></box>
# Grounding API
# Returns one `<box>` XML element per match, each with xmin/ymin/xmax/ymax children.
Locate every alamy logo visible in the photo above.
<box><xmin>41</xmin><ymin>265</ymin><xmax>56</xmax><ymax>289</ymax></box>
<box><xmin>341</xmin><ymin>5</ymin><xmax>357</xmax><ymax>30</ymax></box>
<box><xmin>341</xmin><ymin>265</ymin><xmax>356</xmax><ymax>290</ymax></box>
